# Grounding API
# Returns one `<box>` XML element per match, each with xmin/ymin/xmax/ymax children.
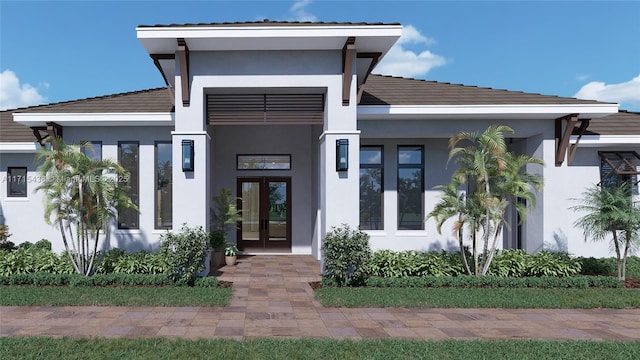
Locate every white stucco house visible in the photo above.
<box><xmin>1</xmin><ymin>21</ymin><xmax>638</xmax><ymax>260</ymax></box>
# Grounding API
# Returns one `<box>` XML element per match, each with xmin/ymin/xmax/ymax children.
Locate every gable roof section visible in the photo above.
<box><xmin>361</xmin><ymin>75</ymin><xmax>611</xmax><ymax>106</ymax></box>
<box><xmin>0</xmin><ymin>88</ymin><xmax>174</xmax><ymax>142</ymax></box>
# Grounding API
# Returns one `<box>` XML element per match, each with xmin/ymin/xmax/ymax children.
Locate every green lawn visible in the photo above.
<box><xmin>1</xmin><ymin>338</ymin><xmax>639</xmax><ymax>360</ymax></box>
<box><xmin>0</xmin><ymin>286</ymin><xmax>232</xmax><ymax>306</ymax></box>
<box><xmin>315</xmin><ymin>287</ymin><xmax>640</xmax><ymax>308</ymax></box>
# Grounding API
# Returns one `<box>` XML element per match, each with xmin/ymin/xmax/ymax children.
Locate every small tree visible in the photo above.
<box><xmin>427</xmin><ymin>125</ymin><xmax>543</xmax><ymax>276</ymax></box>
<box><xmin>571</xmin><ymin>182</ymin><xmax>640</xmax><ymax>280</ymax></box>
<box><xmin>210</xmin><ymin>188</ymin><xmax>241</xmax><ymax>246</ymax></box>
<box><xmin>35</xmin><ymin>138</ymin><xmax>138</xmax><ymax>275</ymax></box>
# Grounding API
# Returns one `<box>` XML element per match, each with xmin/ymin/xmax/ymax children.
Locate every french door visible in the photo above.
<box><xmin>237</xmin><ymin>177</ymin><xmax>291</xmax><ymax>252</ymax></box>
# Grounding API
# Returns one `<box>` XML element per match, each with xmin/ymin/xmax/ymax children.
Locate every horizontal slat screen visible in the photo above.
<box><xmin>208</xmin><ymin>94</ymin><xmax>324</xmax><ymax>124</ymax></box>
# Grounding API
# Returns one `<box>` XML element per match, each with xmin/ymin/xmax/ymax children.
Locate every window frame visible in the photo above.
<box><xmin>154</xmin><ymin>141</ymin><xmax>172</xmax><ymax>230</ymax></box>
<box><xmin>80</xmin><ymin>141</ymin><xmax>102</xmax><ymax>162</ymax></box>
<box><xmin>118</xmin><ymin>141</ymin><xmax>140</xmax><ymax>230</ymax></box>
<box><xmin>6</xmin><ymin>167</ymin><xmax>28</xmax><ymax>198</ymax></box>
<box><xmin>359</xmin><ymin>145</ymin><xmax>384</xmax><ymax>230</ymax></box>
<box><xmin>397</xmin><ymin>145</ymin><xmax>425</xmax><ymax>230</ymax></box>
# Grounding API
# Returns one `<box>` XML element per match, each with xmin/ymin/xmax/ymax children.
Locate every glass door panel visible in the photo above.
<box><xmin>240</xmin><ymin>181</ymin><xmax>261</xmax><ymax>242</ymax></box>
<box><xmin>268</xmin><ymin>181</ymin><xmax>288</xmax><ymax>242</ymax></box>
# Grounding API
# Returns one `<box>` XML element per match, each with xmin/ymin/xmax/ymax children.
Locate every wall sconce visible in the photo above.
<box><xmin>181</xmin><ymin>140</ymin><xmax>194</xmax><ymax>172</ymax></box>
<box><xmin>336</xmin><ymin>139</ymin><xmax>349</xmax><ymax>171</ymax></box>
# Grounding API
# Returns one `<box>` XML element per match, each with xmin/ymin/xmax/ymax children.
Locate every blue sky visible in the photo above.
<box><xmin>1</xmin><ymin>0</ymin><xmax>639</xmax><ymax>111</ymax></box>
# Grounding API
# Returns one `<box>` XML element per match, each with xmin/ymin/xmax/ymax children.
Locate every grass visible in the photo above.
<box><xmin>1</xmin><ymin>338</ymin><xmax>639</xmax><ymax>360</ymax></box>
<box><xmin>315</xmin><ymin>287</ymin><xmax>640</xmax><ymax>308</ymax></box>
<box><xmin>0</xmin><ymin>286</ymin><xmax>233</xmax><ymax>306</ymax></box>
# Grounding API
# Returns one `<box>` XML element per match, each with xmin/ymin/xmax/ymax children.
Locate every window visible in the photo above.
<box><xmin>81</xmin><ymin>141</ymin><xmax>102</xmax><ymax>162</ymax></box>
<box><xmin>155</xmin><ymin>142</ymin><xmax>172</xmax><ymax>229</ymax></box>
<box><xmin>118</xmin><ymin>142</ymin><xmax>139</xmax><ymax>229</ymax></box>
<box><xmin>398</xmin><ymin>146</ymin><xmax>424</xmax><ymax>230</ymax></box>
<box><xmin>237</xmin><ymin>155</ymin><xmax>291</xmax><ymax>170</ymax></box>
<box><xmin>599</xmin><ymin>151</ymin><xmax>640</xmax><ymax>195</ymax></box>
<box><xmin>360</xmin><ymin>146</ymin><xmax>383</xmax><ymax>230</ymax></box>
<box><xmin>7</xmin><ymin>167</ymin><xmax>27</xmax><ymax>197</ymax></box>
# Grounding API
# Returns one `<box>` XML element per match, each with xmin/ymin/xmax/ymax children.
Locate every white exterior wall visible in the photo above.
<box><xmin>173</xmin><ymin>49</ymin><xmax>360</xmax><ymax>259</ymax></box>
<box><xmin>0</xmin><ymin>126</ymin><xmax>173</xmax><ymax>254</ymax></box>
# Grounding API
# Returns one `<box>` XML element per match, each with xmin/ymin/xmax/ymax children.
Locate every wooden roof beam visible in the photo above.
<box><xmin>342</xmin><ymin>37</ymin><xmax>356</xmax><ymax>106</ymax></box>
<box><xmin>567</xmin><ymin>119</ymin><xmax>590</xmax><ymax>165</ymax></box>
<box><xmin>555</xmin><ymin>114</ymin><xmax>578</xmax><ymax>166</ymax></box>
<box><xmin>31</xmin><ymin>122</ymin><xmax>63</xmax><ymax>149</ymax></box>
<box><xmin>176</xmin><ymin>38</ymin><xmax>190</xmax><ymax>107</ymax></box>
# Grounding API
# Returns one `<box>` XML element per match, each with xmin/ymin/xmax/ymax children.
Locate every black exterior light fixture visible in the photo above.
<box><xmin>181</xmin><ymin>140</ymin><xmax>194</xmax><ymax>172</ymax></box>
<box><xmin>336</xmin><ymin>139</ymin><xmax>349</xmax><ymax>171</ymax></box>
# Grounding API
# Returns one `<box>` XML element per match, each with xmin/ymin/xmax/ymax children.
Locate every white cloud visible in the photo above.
<box><xmin>0</xmin><ymin>70</ymin><xmax>48</xmax><ymax>110</ymax></box>
<box><xmin>375</xmin><ymin>25</ymin><xmax>447</xmax><ymax>78</ymax></box>
<box><xmin>574</xmin><ymin>75</ymin><xmax>640</xmax><ymax>107</ymax></box>
<box><xmin>288</xmin><ymin>0</ymin><xmax>317</xmax><ymax>22</ymax></box>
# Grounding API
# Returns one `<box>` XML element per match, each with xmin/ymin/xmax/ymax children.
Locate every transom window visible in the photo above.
<box><xmin>599</xmin><ymin>151</ymin><xmax>640</xmax><ymax>195</ymax></box>
<box><xmin>237</xmin><ymin>155</ymin><xmax>291</xmax><ymax>170</ymax></box>
<box><xmin>360</xmin><ymin>146</ymin><xmax>383</xmax><ymax>230</ymax></box>
<box><xmin>398</xmin><ymin>146</ymin><xmax>424</xmax><ymax>230</ymax></box>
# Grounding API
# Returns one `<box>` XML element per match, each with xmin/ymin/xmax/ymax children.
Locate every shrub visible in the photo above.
<box><xmin>322</xmin><ymin>224</ymin><xmax>371</xmax><ymax>287</ymax></box>
<box><xmin>96</xmin><ymin>248</ymin><xmax>126</xmax><ymax>274</ymax></box>
<box><xmin>364</xmin><ymin>275</ymin><xmax>623</xmax><ymax>288</ymax></box>
<box><xmin>194</xmin><ymin>276</ymin><xmax>219</xmax><ymax>288</ymax></box>
<box><xmin>525</xmin><ymin>250</ymin><xmax>582</xmax><ymax>277</ymax></box>
<box><xmin>364</xmin><ymin>250</ymin><xmax>463</xmax><ymax>277</ymax></box>
<box><xmin>159</xmin><ymin>224</ymin><xmax>209</xmax><ymax>286</ymax></box>
<box><xmin>487</xmin><ymin>249</ymin><xmax>528</xmax><ymax>277</ymax></box>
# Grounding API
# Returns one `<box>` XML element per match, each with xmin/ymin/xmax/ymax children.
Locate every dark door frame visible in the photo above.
<box><xmin>237</xmin><ymin>177</ymin><xmax>292</xmax><ymax>252</ymax></box>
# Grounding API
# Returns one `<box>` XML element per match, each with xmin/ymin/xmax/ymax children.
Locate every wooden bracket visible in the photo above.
<box><xmin>342</xmin><ymin>37</ymin><xmax>356</xmax><ymax>106</ymax></box>
<box><xmin>356</xmin><ymin>52</ymin><xmax>381</xmax><ymax>104</ymax></box>
<box><xmin>555</xmin><ymin>114</ymin><xmax>579</xmax><ymax>166</ymax></box>
<box><xmin>31</xmin><ymin>122</ymin><xmax>63</xmax><ymax>149</ymax></box>
<box><xmin>567</xmin><ymin>119</ymin><xmax>590</xmax><ymax>165</ymax></box>
<box><xmin>176</xmin><ymin>38</ymin><xmax>190</xmax><ymax>107</ymax></box>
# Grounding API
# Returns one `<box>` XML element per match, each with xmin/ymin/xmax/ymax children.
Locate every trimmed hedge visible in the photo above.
<box><xmin>364</xmin><ymin>275</ymin><xmax>623</xmax><ymax>288</ymax></box>
<box><xmin>0</xmin><ymin>272</ymin><xmax>219</xmax><ymax>288</ymax></box>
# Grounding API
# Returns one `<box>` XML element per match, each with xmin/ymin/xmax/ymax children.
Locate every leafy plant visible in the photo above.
<box><xmin>209</xmin><ymin>230</ymin><xmax>226</xmax><ymax>251</ymax></box>
<box><xmin>571</xmin><ymin>182</ymin><xmax>640</xmax><ymax>280</ymax></box>
<box><xmin>159</xmin><ymin>224</ymin><xmax>209</xmax><ymax>286</ymax></box>
<box><xmin>427</xmin><ymin>125</ymin><xmax>544</xmax><ymax>276</ymax></box>
<box><xmin>321</xmin><ymin>224</ymin><xmax>371</xmax><ymax>286</ymax></box>
<box><xmin>35</xmin><ymin>138</ymin><xmax>138</xmax><ymax>276</ymax></box>
<box><xmin>224</xmin><ymin>242</ymin><xmax>238</xmax><ymax>256</ymax></box>
<box><xmin>210</xmin><ymin>188</ymin><xmax>241</xmax><ymax>241</ymax></box>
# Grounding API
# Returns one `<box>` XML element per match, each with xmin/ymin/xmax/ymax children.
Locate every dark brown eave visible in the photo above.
<box><xmin>138</xmin><ymin>20</ymin><xmax>401</xmax><ymax>28</ymax></box>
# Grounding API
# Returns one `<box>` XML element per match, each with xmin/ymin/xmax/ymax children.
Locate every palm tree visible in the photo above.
<box><xmin>571</xmin><ymin>182</ymin><xmax>640</xmax><ymax>280</ymax></box>
<box><xmin>35</xmin><ymin>138</ymin><xmax>138</xmax><ymax>275</ymax></box>
<box><xmin>428</xmin><ymin>125</ymin><xmax>544</xmax><ymax>275</ymax></box>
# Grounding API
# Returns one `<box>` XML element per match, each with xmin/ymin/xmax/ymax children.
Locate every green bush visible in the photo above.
<box><xmin>525</xmin><ymin>250</ymin><xmax>582</xmax><ymax>277</ymax></box>
<box><xmin>364</xmin><ymin>250</ymin><xmax>463</xmax><ymax>277</ymax></box>
<box><xmin>321</xmin><ymin>224</ymin><xmax>371</xmax><ymax>287</ymax></box>
<box><xmin>0</xmin><ymin>245</ymin><xmax>73</xmax><ymax>275</ymax></box>
<box><xmin>580</xmin><ymin>256</ymin><xmax>640</xmax><ymax>278</ymax></box>
<box><xmin>96</xmin><ymin>248</ymin><xmax>126</xmax><ymax>274</ymax></box>
<box><xmin>194</xmin><ymin>276</ymin><xmax>220</xmax><ymax>287</ymax></box>
<box><xmin>159</xmin><ymin>224</ymin><xmax>209</xmax><ymax>286</ymax></box>
<box><xmin>364</xmin><ymin>275</ymin><xmax>622</xmax><ymax>288</ymax></box>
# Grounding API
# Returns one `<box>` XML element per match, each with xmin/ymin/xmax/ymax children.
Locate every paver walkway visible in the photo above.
<box><xmin>1</xmin><ymin>255</ymin><xmax>639</xmax><ymax>340</ymax></box>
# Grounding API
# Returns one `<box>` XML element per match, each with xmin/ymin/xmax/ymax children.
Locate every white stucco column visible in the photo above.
<box><xmin>171</xmin><ymin>60</ymin><xmax>211</xmax><ymax>233</ymax></box>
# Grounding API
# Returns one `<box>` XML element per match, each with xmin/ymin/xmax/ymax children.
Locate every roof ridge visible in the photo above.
<box><xmin>2</xmin><ymin>87</ymin><xmax>170</xmax><ymax>113</ymax></box>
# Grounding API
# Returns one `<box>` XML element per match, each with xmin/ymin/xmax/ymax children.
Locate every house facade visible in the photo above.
<box><xmin>1</xmin><ymin>21</ymin><xmax>638</xmax><ymax>260</ymax></box>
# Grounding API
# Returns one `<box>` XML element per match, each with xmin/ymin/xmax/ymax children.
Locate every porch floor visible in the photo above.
<box><xmin>1</xmin><ymin>255</ymin><xmax>639</xmax><ymax>340</ymax></box>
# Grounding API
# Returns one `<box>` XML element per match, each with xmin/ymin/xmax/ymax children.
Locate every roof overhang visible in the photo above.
<box><xmin>137</xmin><ymin>24</ymin><xmax>402</xmax><ymax>54</ymax></box>
<box><xmin>357</xmin><ymin>104</ymin><xmax>620</xmax><ymax>120</ymax></box>
<box><xmin>12</xmin><ymin>113</ymin><xmax>175</xmax><ymax>127</ymax></box>
<box><xmin>0</xmin><ymin>142</ymin><xmax>40</xmax><ymax>153</ymax></box>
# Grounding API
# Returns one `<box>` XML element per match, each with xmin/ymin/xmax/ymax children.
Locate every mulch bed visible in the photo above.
<box><xmin>219</xmin><ymin>280</ymin><xmax>233</xmax><ymax>288</ymax></box>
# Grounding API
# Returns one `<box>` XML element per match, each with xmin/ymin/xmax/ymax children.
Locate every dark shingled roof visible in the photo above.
<box><xmin>574</xmin><ymin>110</ymin><xmax>640</xmax><ymax>136</ymax></box>
<box><xmin>138</xmin><ymin>20</ymin><xmax>401</xmax><ymax>28</ymax></box>
<box><xmin>0</xmin><ymin>88</ymin><xmax>174</xmax><ymax>142</ymax></box>
<box><xmin>361</xmin><ymin>75</ymin><xmax>611</xmax><ymax>106</ymax></box>
<box><xmin>1</xmin><ymin>77</ymin><xmax>634</xmax><ymax>143</ymax></box>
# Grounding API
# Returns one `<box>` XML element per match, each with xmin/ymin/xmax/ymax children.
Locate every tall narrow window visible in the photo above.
<box><xmin>81</xmin><ymin>141</ymin><xmax>102</xmax><ymax>162</ymax></box>
<box><xmin>118</xmin><ymin>142</ymin><xmax>139</xmax><ymax>229</ymax></box>
<box><xmin>155</xmin><ymin>142</ymin><xmax>172</xmax><ymax>229</ymax></box>
<box><xmin>360</xmin><ymin>146</ymin><xmax>383</xmax><ymax>230</ymax></box>
<box><xmin>7</xmin><ymin>167</ymin><xmax>27</xmax><ymax>197</ymax></box>
<box><xmin>398</xmin><ymin>146</ymin><xmax>424</xmax><ymax>230</ymax></box>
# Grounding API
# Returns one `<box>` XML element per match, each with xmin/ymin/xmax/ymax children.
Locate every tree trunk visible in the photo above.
<box><xmin>457</xmin><ymin>220</ymin><xmax>472</xmax><ymax>275</ymax></box>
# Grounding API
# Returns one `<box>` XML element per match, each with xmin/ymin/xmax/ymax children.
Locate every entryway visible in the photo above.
<box><xmin>237</xmin><ymin>177</ymin><xmax>291</xmax><ymax>252</ymax></box>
